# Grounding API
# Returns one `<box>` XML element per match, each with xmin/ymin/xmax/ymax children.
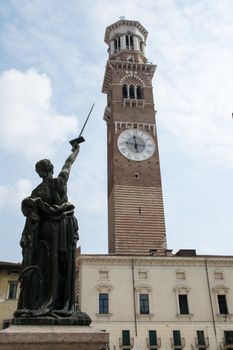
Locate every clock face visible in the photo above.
<box><xmin>117</xmin><ymin>129</ymin><xmax>155</xmax><ymax>161</ymax></box>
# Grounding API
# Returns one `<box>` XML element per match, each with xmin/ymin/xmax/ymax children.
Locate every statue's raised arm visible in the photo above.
<box><xmin>58</xmin><ymin>143</ymin><xmax>80</xmax><ymax>182</ymax></box>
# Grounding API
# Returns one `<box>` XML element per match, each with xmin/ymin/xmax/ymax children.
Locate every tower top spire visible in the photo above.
<box><xmin>104</xmin><ymin>19</ymin><xmax>148</xmax><ymax>45</ymax></box>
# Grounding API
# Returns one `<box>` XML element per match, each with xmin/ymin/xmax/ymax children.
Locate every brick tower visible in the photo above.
<box><xmin>102</xmin><ymin>19</ymin><xmax>167</xmax><ymax>255</ymax></box>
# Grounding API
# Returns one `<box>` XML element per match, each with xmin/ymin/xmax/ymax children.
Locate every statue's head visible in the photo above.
<box><xmin>35</xmin><ymin>159</ymin><xmax>54</xmax><ymax>179</ymax></box>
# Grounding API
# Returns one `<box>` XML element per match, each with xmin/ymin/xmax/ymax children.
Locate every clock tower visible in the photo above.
<box><xmin>102</xmin><ymin>19</ymin><xmax>167</xmax><ymax>255</ymax></box>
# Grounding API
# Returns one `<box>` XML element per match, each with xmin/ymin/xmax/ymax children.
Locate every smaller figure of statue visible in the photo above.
<box><xmin>13</xmin><ymin>143</ymin><xmax>91</xmax><ymax>325</ymax></box>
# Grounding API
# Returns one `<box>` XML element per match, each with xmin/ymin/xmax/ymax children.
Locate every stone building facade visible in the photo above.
<box><xmin>0</xmin><ymin>261</ymin><xmax>20</xmax><ymax>329</ymax></box>
<box><xmin>78</xmin><ymin>252</ymin><xmax>233</xmax><ymax>350</ymax></box>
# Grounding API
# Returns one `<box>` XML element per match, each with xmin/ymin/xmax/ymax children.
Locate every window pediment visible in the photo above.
<box><xmin>95</xmin><ymin>283</ymin><xmax>113</xmax><ymax>293</ymax></box>
<box><xmin>213</xmin><ymin>284</ymin><xmax>229</xmax><ymax>294</ymax></box>
<box><xmin>135</xmin><ymin>283</ymin><xmax>152</xmax><ymax>293</ymax></box>
<box><xmin>174</xmin><ymin>285</ymin><xmax>191</xmax><ymax>294</ymax></box>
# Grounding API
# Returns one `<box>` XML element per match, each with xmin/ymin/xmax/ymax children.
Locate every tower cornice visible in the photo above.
<box><xmin>104</xmin><ymin>19</ymin><xmax>148</xmax><ymax>44</ymax></box>
<box><xmin>102</xmin><ymin>60</ymin><xmax>156</xmax><ymax>94</ymax></box>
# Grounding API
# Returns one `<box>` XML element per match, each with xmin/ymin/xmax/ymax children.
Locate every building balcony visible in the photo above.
<box><xmin>119</xmin><ymin>337</ymin><xmax>134</xmax><ymax>349</ymax></box>
<box><xmin>171</xmin><ymin>337</ymin><xmax>185</xmax><ymax>349</ymax></box>
<box><xmin>220</xmin><ymin>341</ymin><xmax>233</xmax><ymax>349</ymax></box>
<box><xmin>146</xmin><ymin>337</ymin><xmax>161</xmax><ymax>349</ymax></box>
<box><xmin>123</xmin><ymin>98</ymin><xmax>145</xmax><ymax>108</ymax></box>
<box><xmin>195</xmin><ymin>337</ymin><xmax>209</xmax><ymax>349</ymax></box>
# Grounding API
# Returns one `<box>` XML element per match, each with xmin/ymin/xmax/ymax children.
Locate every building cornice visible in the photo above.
<box><xmin>0</xmin><ymin>261</ymin><xmax>21</xmax><ymax>272</ymax></box>
<box><xmin>77</xmin><ymin>254</ymin><xmax>233</xmax><ymax>268</ymax></box>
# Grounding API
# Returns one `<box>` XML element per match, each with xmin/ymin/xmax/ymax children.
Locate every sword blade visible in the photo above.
<box><xmin>78</xmin><ymin>102</ymin><xmax>95</xmax><ymax>137</ymax></box>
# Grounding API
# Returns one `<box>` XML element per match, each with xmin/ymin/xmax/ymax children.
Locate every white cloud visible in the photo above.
<box><xmin>156</xmin><ymin>41</ymin><xmax>233</xmax><ymax>167</ymax></box>
<box><xmin>0</xmin><ymin>69</ymin><xmax>78</xmax><ymax>159</ymax></box>
<box><xmin>0</xmin><ymin>179</ymin><xmax>32</xmax><ymax>209</ymax></box>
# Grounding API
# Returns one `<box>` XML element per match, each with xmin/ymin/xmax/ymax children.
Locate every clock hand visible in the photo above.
<box><xmin>133</xmin><ymin>136</ymin><xmax>138</xmax><ymax>152</ymax></box>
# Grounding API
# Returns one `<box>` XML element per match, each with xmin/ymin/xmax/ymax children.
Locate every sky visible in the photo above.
<box><xmin>0</xmin><ymin>0</ymin><xmax>232</xmax><ymax>263</ymax></box>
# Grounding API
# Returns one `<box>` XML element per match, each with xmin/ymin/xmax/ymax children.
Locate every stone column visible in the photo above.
<box><xmin>120</xmin><ymin>35</ymin><xmax>126</xmax><ymax>50</ymax></box>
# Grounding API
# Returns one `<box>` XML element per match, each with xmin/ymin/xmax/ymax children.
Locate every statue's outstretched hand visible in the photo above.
<box><xmin>72</xmin><ymin>142</ymin><xmax>80</xmax><ymax>152</ymax></box>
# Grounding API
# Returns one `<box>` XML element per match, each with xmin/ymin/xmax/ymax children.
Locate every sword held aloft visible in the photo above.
<box><xmin>69</xmin><ymin>103</ymin><xmax>95</xmax><ymax>150</ymax></box>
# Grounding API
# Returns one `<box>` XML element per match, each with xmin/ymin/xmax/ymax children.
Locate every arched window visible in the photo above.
<box><xmin>130</xmin><ymin>35</ymin><xmax>134</xmax><ymax>49</ymax></box>
<box><xmin>129</xmin><ymin>85</ymin><xmax>135</xmax><ymax>99</ymax></box>
<box><xmin>126</xmin><ymin>35</ymin><xmax>134</xmax><ymax>50</ymax></box>
<box><xmin>117</xmin><ymin>36</ymin><xmax>121</xmax><ymax>50</ymax></box>
<box><xmin>113</xmin><ymin>37</ymin><xmax>121</xmax><ymax>52</ymax></box>
<box><xmin>136</xmin><ymin>85</ymin><xmax>143</xmax><ymax>99</ymax></box>
<box><xmin>122</xmin><ymin>85</ymin><xmax>128</xmax><ymax>98</ymax></box>
<box><xmin>126</xmin><ymin>35</ymin><xmax>129</xmax><ymax>49</ymax></box>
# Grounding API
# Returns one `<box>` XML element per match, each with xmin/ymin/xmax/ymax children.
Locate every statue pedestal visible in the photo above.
<box><xmin>0</xmin><ymin>325</ymin><xmax>109</xmax><ymax>350</ymax></box>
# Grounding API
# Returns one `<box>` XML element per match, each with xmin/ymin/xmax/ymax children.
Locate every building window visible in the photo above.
<box><xmin>173</xmin><ymin>330</ymin><xmax>181</xmax><ymax>346</ymax></box>
<box><xmin>178</xmin><ymin>294</ymin><xmax>189</xmax><ymax>314</ymax></box>
<box><xmin>99</xmin><ymin>270</ymin><xmax>108</xmax><ymax>280</ymax></box>
<box><xmin>120</xmin><ymin>330</ymin><xmax>133</xmax><ymax>349</ymax></box>
<box><xmin>176</xmin><ymin>271</ymin><xmax>185</xmax><ymax>281</ymax></box>
<box><xmin>225</xmin><ymin>331</ymin><xmax>233</xmax><ymax>346</ymax></box>
<box><xmin>122</xmin><ymin>330</ymin><xmax>130</xmax><ymax>346</ymax></box>
<box><xmin>149</xmin><ymin>330</ymin><xmax>157</xmax><ymax>346</ymax></box>
<box><xmin>126</xmin><ymin>35</ymin><xmax>134</xmax><ymax>50</ymax></box>
<box><xmin>8</xmin><ymin>282</ymin><xmax>18</xmax><ymax>299</ymax></box>
<box><xmin>174</xmin><ymin>286</ymin><xmax>192</xmax><ymax>318</ymax></box>
<box><xmin>113</xmin><ymin>36</ymin><xmax>121</xmax><ymax>52</ymax></box>
<box><xmin>218</xmin><ymin>294</ymin><xmax>228</xmax><ymax>314</ymax></box>
<box><xmin>95</xmin><ymin>283</ymin><xmax>112</xmax><ymax>317</ymax></box>
<box><xmin>138</xmin><ymin>271</ymin><xmax>147</xmax><ymax>280</ymax></box>
<box><xmin>172</xmin><ymin>330</ymin><xmax>184</xmax><ymax>349</ymax></box>
<box><xmin>99</xmin><ymin>293</ymin><xmax>109</xmax><ymax>314</ymax></box>
<box><xmin>130</xmin><ymin>35</ymin><xmax>134</xmax><ymax>49</ymax></box>
<box><xmin>129</xmin><ymin>84</ymin><xmax>135</xmax><ymax>99</ymax></box>
<box><xmin>135</xmin><ymin>284</ymin><xmax>152</xmax><ymax>318</ymax></box>
<box><xmin>114</xmin><ymin>39</ymin><xmax>117</xmax><ymax>52</ymax></box>
<box><xmin>118</xmin><ymin>37</ymin><xmax>121</xmax><ymax>50</ymax></box>
<box><xmin>214</xmin><ymin>271</ymin><xmax>224</xmax><ymax>280</ymax></box>
<box><xmin>123</xmin><ymin>84</ymin><xmax>128</xmax><ymax>98</ymax></box>
<box><xmin>126</xmin><ymin>35</ymin><xmax>129</xmax><ymax>49</ymax></box>
<box><xmin>136</xmin><ymin>85</ymin><xmax>143</xmax><ymax>99</ymax></box>
<box><xmin>213</xmin><ymin>285</ymin><xmax>231</xmax><ymax>318</ymax></box>
<box><xmin>147</xmin><ymin>330</ymin><xmax>161</xmax><ymax>349</ymax></box>
<box><xmin>139</xmin><ymin>293</ymin><xmax>149</xmax><ymax>314</ymax></box>
<box><xmin>196</xmin><ymin>330</ymin><xmax>208</xmax><ymax>349</ymax></box>
<box><xmin>122</xmin><ymin>84</ymin><xmax>144</xmax><ymax>100</ymax></box>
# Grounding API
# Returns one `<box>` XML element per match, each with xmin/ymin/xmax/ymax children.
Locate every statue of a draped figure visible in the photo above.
<box><xmin>13</xmin><ymin>143</ymin><xmax>91</xmax><ymax>325</ymax></box>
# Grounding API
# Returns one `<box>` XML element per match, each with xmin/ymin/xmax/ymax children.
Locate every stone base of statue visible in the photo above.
<box><xmin>0</xmin><ymin>325</ymin><xmax>109</xmax><ymax>350</ymax></box>
<box><xmin>12</xmin><ymin>310</ymin><xmax>92</xmax><ymax>326</ymax></box>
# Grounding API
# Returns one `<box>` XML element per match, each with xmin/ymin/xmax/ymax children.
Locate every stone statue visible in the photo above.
<box><xmin>13</xmin><ymin>143</ymin><xmax>91</xmax><ymax>325</ymax></box>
